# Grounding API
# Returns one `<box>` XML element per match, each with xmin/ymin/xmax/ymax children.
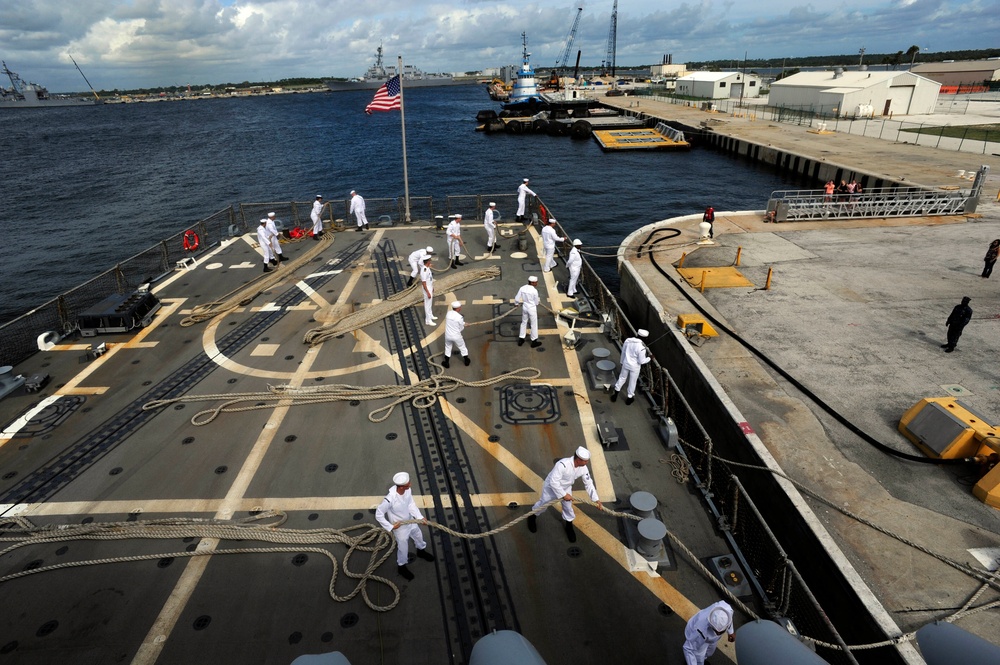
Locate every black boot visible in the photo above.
<box><xmin>625</xmin><ymin>395</ymin><xmax>635</xmax><ymax>405</ymax></box>
<box><xmin>263</xmin><ymin>265</ymin><xmax>273</xmax><ymax>273</ymax></box>
<box><xmin>407</xmin><ymin>276</ymin><xmax>415</xmax><ymax>287</ymax></box>
<box><xmin>416</xmin><ymin>548</ymin><xmax>435</xmax><ymax>562</ymax></box>
<box><xmin>527</xmin><ymin>514</ymin><xmax>537</xmax><ymax>533</ymax></box>
<box><xmin>518</xmin><ymin>337</ymin><xmax>525</xmax><ymax>347</ymax></box>
<box><xmin>269</xmin><ymin>258</ymin><xmax>278</xmax><ymax>266</ymax></box>
<box><xmin>563</xmin><ymin>520</ymin><xmax>577</xmax><ymax>543</ymax></box>
<box><xmin>442</xmin><ymin>357</ymin><xmax>450</xmax><ymax>368</ymax></box>
<box><xmin>463</xmin><ymin>355</ymin><xmax>470</xmax><ymax>366</ymax></box>
<box><xmin>610</xmin><ymin>389</ymin><xmax>619</xmax><ymax>402</ymax></box>
<box><xmin>530</xmin><ymin>339</ymin><xmax>542</xmax><ymax>348</ymax></box>
<box><xmin>398</xmin><ymin>564</ymin><xmax>414</xmax><ymax>580</ymax></box>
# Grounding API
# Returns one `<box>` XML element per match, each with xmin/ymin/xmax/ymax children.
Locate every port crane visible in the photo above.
<box><xmin>601</xmin><ymin>0</ymin><xmax>618</xmax><ymax>76</ymax></box>
<box><xmin>555</xmin><ymin>6</ymin><xmax>584</xmax><ymax>69</ymax></box>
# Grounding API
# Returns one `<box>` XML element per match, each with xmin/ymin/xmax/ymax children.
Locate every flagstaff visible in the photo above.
<box><xmin>398</xmin><ymin>56</ymin><xmax>412</xmax><ymax>224</ymax></box>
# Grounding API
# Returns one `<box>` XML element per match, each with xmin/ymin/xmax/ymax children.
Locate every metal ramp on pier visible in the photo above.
<box><xmin>766</xmin><ymin>165</ymin><xmax>989</xmax><ymax>222</ymax></box>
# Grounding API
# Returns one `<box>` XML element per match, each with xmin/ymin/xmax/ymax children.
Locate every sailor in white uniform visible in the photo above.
<box><xmin>516</xmin><ymin>178</ymin><xmax>535</xmax><ymax>223</ymax></box>
<box><xmin>375</xmin><ymin>472</ymin><xmax>435</xmax><ymax>580</ymax></box>
<box><xmin>514</xmin><ymin>275</ymin><xmax>541</xmax><ymax>347</ymax></box>
<box><xmin>540</xmin><ymin>217</ymin><xmax>564</xmax><ymax>272</ymax></box>
<box><xmin>256</xmin><ymin>219</ymin><xmax>276</xmax><ymax>272</ymax></box>
<box><xmin>420</xmin><ymin>256</ymin><xmax>437</xmax><ymax>325</ymax></box>
<box><xmin>527</xmin><ymin>446</ymin><xmax>602</xmax><ymax>542</ymax></box>
<box><xmin>407</xmin><ymin>246</ymin><xmax>434</xmax><ymax>287</ymax></box>
<box><xmin>612</xmin><ymin>329</ymin><xmax>651</xmax><ymax>405</ymax></box>
<box><xmin>682</xmin><ymin>600</ymin><xmax>735</xmax><ymax>665</ymax></box>
<box><xmin>265</xmin><ymin>212</ymin><xmax>285</xmax><ymax>263</ymax></box>
<box><xmin>310</xmin><ymin>195</ymin><xmax>324</xmax><ymax>240</ymax></box>
<box><xmin>442</xmin><ymin>301</ymin><xmax>470</xmax><ymax>368</ymax></box>
<box><xmin>484</xmin><ymin>202</ymin><xmax>498</xmax><ymax>251</ymax></box>
<box><xmin>446</xmin><ymin>214</ymin><xmax>464</xmax><ymax>267</ymax></box>
<box><xmin>566</xmin><ymin>239</ymin><xmax>583</xmax><ymax>297</ymax></box>
<box><xmin>350</xmin><ymin>190</ymin><xmax>369</xmax><ymax>231</ymax></box>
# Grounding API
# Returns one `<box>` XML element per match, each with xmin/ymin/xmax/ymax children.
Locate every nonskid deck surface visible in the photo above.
<box><xmin>0</xmin><ymin>224</ymin><xmax>735</xmax><ymax>664</ymax></box>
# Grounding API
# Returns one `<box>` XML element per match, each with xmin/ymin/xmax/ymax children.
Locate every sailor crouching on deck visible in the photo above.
<box><xmin>527</xmin><ymin>447</ymin><xmax>602</xmax><ymax>543</ymax></box>
<box><xmin>611</xmin><ymin>329</ymin><xmax>651</xmax><ymax>405</ymax></box>
<box><xmin>683</xmin><ymin>600</ymin><xmax>735</xmax><ymax>665</ymax></box>
<box><xmin>407</xmin><ymin>245</ymin><xmax>433</xmax><ymax>287</ymax></box>
<box><xmin>375</xmin><ymin>472</ymin><xmax>436</xmax><ymax>581</ymax></box>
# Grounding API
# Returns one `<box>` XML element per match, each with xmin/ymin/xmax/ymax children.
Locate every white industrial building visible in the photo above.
<box><xmin>768</xmin><ymin>70</ymin><xmax>940</xmax><ymax>117</ymax></box>
<box><xmin>675</xmin><ymin>72</ymin><xmax>762</xmax><ymax>99</ymax></box>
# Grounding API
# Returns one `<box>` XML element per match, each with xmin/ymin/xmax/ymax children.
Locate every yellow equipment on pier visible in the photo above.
<box><xmin>899</xmin><ymin>397</ymin><xmax>1000</xmax><ymax>508</ymax></box>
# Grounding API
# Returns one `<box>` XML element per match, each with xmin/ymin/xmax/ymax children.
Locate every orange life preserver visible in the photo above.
<box><xmin>289</xmin><ymin>226</ymin><xmax>304</xmax><ymax>239</ymax></box>
<box><xmin>538</xmin><ymin>203</ymin><xmax>548</xmax><ymax>223</ymax></box>
<box><xmin>183</xmin><ymin>230</ymin><xmax>200</xmax><ymax>251</ymax></box>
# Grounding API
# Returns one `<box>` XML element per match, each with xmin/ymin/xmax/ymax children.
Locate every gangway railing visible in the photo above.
<box><xmin>767</xmin><ymin>165</ymin><xmax>989</xmax><ymax>222</ymax></box>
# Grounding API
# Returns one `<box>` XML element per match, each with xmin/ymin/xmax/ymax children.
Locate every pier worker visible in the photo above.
<box><xmin>407</xmin><ymin>246</ymin><xmax>434</xmax><ymax>288</ymax></box>
<box><xmin>682</xmin><ymin>600</ymin><xmax>735</xmax><ymax>665</ymax></box>
<box><xmin>420</xmin><ymin>255</ymin><xmax>437</xmax><ymax>326</ymax></box>
<box><xmin>526</xmin><ymin>446</ymin><xmax>602</xmax><ymax>543</ymax></box>
<box><xmin>265</xmin><ymin>212</ymin><xmax>285</xmax><ymax>263</ymax></box>
<box><xmin>566</xmin><ymin>239</ymin><xmax>583</xmax><ymax>297</ymax></box>
<box><xmin>982</xmin><ymin>239</ymin><xmax>999</xmax><ymax>278</ymax></box>
<box><xmin>446</xmin><ymin>214</ymin><xmax>465</xmax><ymax>268</ymax></box>
<box><xmin>257</xmin><ymin>219</ymin><xmax>276</xmax><ymax>273</ymax></box>
<box><xmin>702</xmin><ymin>207</ymin><xmax>715</xmax><ymax>239</ymax></box>
<box><xmin>611</xmin><ymin>329</ymin><xmax>651</xmax><ymax>405</ymax></box>
<box><xmin>516</xmin><ymin>178</ymin><xmax>536</xmax><ymax>224</ymax></box>
<box><xmin>541</xmin><ymin>218</ymin><xmax>565</xmax><ymax>272</ymax></box>
<box><xmin>484</xmin><ymin>202</ymin><xmax>498</xmax><ymax>251</ymax></box>
<box><xmin>350</xmin><ymin>190</ymin><xmax>369</xmax><ymax>231</ymax></box>
<box><xmin>442</xmin><ymin>301</ymin><xmax>470</xmax><ymax>369</ymax></box>
<box><xmin>375</xmin><ymin>472</ymin><xmax>435</xmax><ymax>581</ymax></box>
<box><xmin>515</xmin><ymin>275</ymin><xmax>542</xmax><ymax>348</ymax></box>
<box><xmin>942</xmin><ymin>297</ymin><xmax>972</xmax><ymax>353</ymax></box>
<box><xmin>310</xmin><ymin>195</ymin><xmax>324</xmax><ymax>240</ymax></box>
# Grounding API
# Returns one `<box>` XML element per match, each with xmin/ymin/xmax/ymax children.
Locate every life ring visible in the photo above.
<box><xmin>183</xmin><ymin>230</ymin><xmax>200</xmax><ymax>251</ymax></box>
<box><xmin>289</xmin><ymin>226</ymin><xmax>304</xmax><ymax>239</ymax></box>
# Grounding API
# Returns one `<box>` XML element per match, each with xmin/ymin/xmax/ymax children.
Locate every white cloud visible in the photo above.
<box><xmin>0</xmin><ymin>0</ymin><xmax>996</xmax><ymax>91</ymax></box>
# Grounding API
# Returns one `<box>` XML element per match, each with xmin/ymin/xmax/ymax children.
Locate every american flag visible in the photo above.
<box><xmin>365</xmin><ymin>75</ymin><xmax>401</xmax><ymax>114</ymax></box>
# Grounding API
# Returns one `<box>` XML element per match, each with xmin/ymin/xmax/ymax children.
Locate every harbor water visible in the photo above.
<box><xmin>1</xmin><ymin>84</ymin><xmax>804</xmax><ymax>325</ymax></box>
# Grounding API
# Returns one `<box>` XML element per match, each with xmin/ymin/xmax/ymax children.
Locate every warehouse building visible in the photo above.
<box><xmin>675</xmin><ymin>71</ymin><xmax>762</xmax><ymax>99</ymax></box>
<box><xmin>768</xmin><ymin>69</ymin><xmax>940</xmax><ymax>117</ymax></box>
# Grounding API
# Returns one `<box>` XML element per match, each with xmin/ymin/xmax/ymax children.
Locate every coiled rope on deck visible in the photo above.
<box><xmin>142</xmin><ymin>365</ymin><xmax>541</xmax><ymax>425</ymax></box>
<box><xmin>180</xmin><ymin>233</ymin><xmax>335</xmax><ymax>327</ymax></box>
<box><xmin>303</xmin><ymin>265</ymin><xmax>501</xmax><ymax>345</ymax></box>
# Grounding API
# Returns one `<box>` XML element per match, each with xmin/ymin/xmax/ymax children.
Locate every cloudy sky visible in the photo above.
<box><xmin>1</xmin><ymin>0</ymin><xmax>997</xmax><ymax>91</ymax></box>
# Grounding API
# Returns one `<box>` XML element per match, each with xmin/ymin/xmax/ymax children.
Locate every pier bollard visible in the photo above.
<box><xmin>435</xmin><ymin>215</ymin><xmax>444</xmax><ymax>231</ymax></box>
<box><xmin>517</xmin><ymin>228</ymin><xmax>529</xmax><ymax>252</ymax></box>
<box><xmin>636</xmin><ymin>518</ymin><xmax>668</xmax><ymax>558</ymax></box>
<box><xmin>629</xmin><ymin>491</ymin><xmax>658</xmax><ymax>519</ymax></box>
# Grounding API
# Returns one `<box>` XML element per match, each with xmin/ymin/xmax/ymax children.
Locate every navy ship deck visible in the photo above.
<box><xmin>0</xmin><ymin>209</ymin><xmax>741</xmax><ymax>664</ymax></box>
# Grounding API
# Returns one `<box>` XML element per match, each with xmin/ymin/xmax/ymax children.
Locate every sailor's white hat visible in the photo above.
<box><xmin>489</xmin><ymin>201</ymin><xmax>496</xmax><ymax>206</ymax></box>
<box><xmin>350</xmin><ymin>190</ymin><xmax>356</xmax><ymax>195</ymax></box>
<box><xmin>523</xmin><ymin>178</ymin><xmax>529</xmax><ymax>182</ymax></box>
<box><xmin>638</xmin><ymin>329</ymin><xmax>649</xmax><ymax>338</ymax></box>
<box><xmin>392</xmin><ymin>472</ymin><xmax>410</xmax><ymax>486</ymax></box>
<box><xmin>573</xmin><ymin>239</ymin><xmax>582</xmax><ymax>246</ymax></box>
<box><xmin>267</xmin><ymin>212</ymin><xmax>275</xmax><ymax>218</ymax></box>
<box><xmin>451</xmin><ymin>301</ymin><xmax>461</xmax><ymax>309</ymax></box>
<box><xmin>575</xmin><ymin>446</ymin><xmax>591</xmax><ymax>461</ymax></box>
<box><xmin>425</xmin><ymin>246</ymin><xmax>434</xmax><ymax>253</ymax></box>
<box><xmin>316</xmin><ymin>194</ymin><xmax>323</xmax><ymax>198</ymax></box>
<box><xmin>455</xmin><ymin>213</ymin><xmax>462</xmax><ymax>219</ymax></box>
<box><xmin>709</xmin><ymin>607</ymin><xmax>732</xmax><ymax>632</ymax></box>
<box><xmin>528</xmin><ymin>276</ymin><xmax>538</xmax><ymax>283</ymax></box>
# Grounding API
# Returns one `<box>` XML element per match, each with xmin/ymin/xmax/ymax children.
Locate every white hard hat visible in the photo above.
<box><xmin>268</xmin><ymin>212</ymin><xmax>275</xmax><ymax>218</ymax></box>
<box><xmin>392</xmin><ymin>472</ymin><xmax>410</xmax><ymax>486</ymax></box>
<box><xmin>638</xmin><ymin>329</ymin><xmax>649</xmax><ymax>338</ymax></box>
<box><xmin>489</xmin><ymin>201</ymin><xmax>496</xmax><ymax>206</ymax></box>
<box><xmin>528</xmin><ymin>276</ymin><xmax>538</xmax><ymax>283</ymax></box>
<box><xmin>575</xmin><ymin>446</ymin><xmax>591</xmax><ymax>461</ymax></box>
<box><xmin>425</xmin><ymin>246</ymin><xmax>434</xmax><ymax>253</ymax></box>
<box><xmin>709</xmin><ymin>607</ymin><xmax>732</xmax><ymax>632</ymax></box>
<box><xmin>451</xmin><ymin>301</ymin><xmax>461</xmax><ymax>309</ymax></box>
<box><xmin>573</xmin><ymin>239</ymin><xmax>582</xmax><ymax>246</ymax></box>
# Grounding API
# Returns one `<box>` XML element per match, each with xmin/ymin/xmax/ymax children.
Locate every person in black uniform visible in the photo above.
<box><xmin>942</xmin><ymin>297</ymin><xmax>972</xmax><ymax>353</ymax></box>
<box><xmin>702</xmin><ymin>206</ymin><xmax>715</xmax><ymax>238</ymax></box>
<box><xmin>982</xmin><ymin>239</ymin><xmax>999</xmax><ymax>278</ymax></box>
